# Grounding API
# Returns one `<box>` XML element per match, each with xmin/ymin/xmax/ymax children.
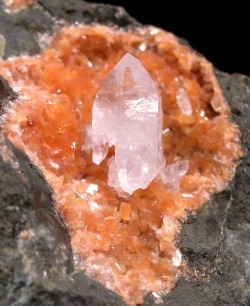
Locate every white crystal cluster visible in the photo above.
<box><xmin>89</xmin><ymin>53</ymin><xmax>188</xmax><ymax>195</ymax></box>
<box><xmin>176</xmin><ymin>88</ymin><xmax>192</xmax><ymax>115</ymax></box>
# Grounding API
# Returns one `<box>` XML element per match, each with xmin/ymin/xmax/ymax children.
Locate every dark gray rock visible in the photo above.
<box><xmin>0</xmin><ymin>1</ymin><xmax>53</xmax><ymax>57</ymax></box>
<box><xmin>0</xmin><ymin>76</ymin><xmax>17</xmax><ymax>114</ymax></box>
<box><xmin>0</xmin><ymin>0</ymin><xmax>138</xmax><ymax>59</ymax></box>
<box><xmin>0</xmin><ymin>76</ymin><xmax>13</xmax><ymax>100</ymax></box>
<box><xmin>0</xmin><ymin>1</ymin><xmax>249</xmax><ymax>306</ymax></box>
<box><xmin>36</xmin><ymin>0</ymin><xmax>139</xmax><ymax>27</ymax></box>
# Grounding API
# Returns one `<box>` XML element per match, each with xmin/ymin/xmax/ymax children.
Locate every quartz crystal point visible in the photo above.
<box><xmin>92</xmin><ymin>53</ymin><xmax>163</xmax><ymax>195</ymax></box>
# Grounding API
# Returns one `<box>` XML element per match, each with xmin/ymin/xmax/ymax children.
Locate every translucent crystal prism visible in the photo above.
<box><xmin>92</xmin><ymin>53</ymin><xmax>163</xmax><ymax>195</ymax></box>
<box><xmin>176</xmin><ymin>88</ymin><xmax>192</xmax><ymax>115</ymax></box>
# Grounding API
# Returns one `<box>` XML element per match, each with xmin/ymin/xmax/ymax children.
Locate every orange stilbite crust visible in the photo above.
<box><xmin>120</xmin><ymin>202</ymin><xmax>131</xmax><ymax>221</ymax></box>
<box><xmin>0</xmin><ymin>25</ymin><xmax>242</xmax><ymax>305</ymax></box>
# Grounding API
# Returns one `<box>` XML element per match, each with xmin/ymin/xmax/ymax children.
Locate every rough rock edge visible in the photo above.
<box><xmin>0</xmin><ymin>1</ymin><xmax>249</xmax><ymax>306</ymax></box>
<box><xmin>0</xmin><ymin>34</ymin><xmax>5</xmax><ymax>57</ymax></box>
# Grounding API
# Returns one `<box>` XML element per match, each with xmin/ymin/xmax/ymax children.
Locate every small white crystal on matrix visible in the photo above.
<box><xmin>176</xmin><ymin>88</ymin><xmax>192</xmax><ymax>115</ymax></box>
<box><xmin>92</xmin><ymin>53</ymin><xmax>163</xmax><ymax>195</ymax></box>
<box><xmin>161</xmin><ymin>160</ymin><xmax>189</xmax><ymax>190</ymax></box>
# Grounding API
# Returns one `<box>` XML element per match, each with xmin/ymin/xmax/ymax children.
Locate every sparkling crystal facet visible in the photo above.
<box><xmin>92</xmin><ymin>53</ymin><xmax>163</xmax><ymax>195</ymax></box>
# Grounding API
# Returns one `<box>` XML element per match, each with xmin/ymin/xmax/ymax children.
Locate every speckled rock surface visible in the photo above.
<box><xmin>0</xmin><ymin>1</ymin><xmax>249</xmax><ymax>305</ymax></box>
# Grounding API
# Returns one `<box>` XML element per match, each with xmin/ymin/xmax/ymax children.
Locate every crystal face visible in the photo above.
<box><xmin>92</xmin><ymin>53</ymin><xmax>163</xmax><ymax>195</ymax></box>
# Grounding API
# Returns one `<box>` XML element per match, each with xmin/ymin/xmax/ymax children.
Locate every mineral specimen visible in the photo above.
<box><xmin>0</xmin><ymin>25</ymin><xmax>243</xmax><ymax>306</ymax></box>
<box><xmin>91</xmin><ymin>53</ymin><xmax>163</xmax><ymax>195</ymax></box>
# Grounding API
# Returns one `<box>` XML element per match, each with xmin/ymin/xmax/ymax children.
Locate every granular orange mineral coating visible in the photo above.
<box><xmin>120</xmin><ymin>202</ymin><xmax>131</xmax><ymax>221</ymax></box>
<box><xmin>0</xmin><ymin>25</ymin><xmax>242</xmax><ymax>305</ymax></box>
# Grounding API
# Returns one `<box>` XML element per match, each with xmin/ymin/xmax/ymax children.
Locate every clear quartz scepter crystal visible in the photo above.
<box><xmin>91</xmin><ymin>53</ymin><xmax>164</xmax><ymax>195</ymax></box>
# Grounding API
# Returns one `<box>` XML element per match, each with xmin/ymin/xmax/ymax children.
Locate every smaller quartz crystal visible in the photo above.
<box><xmin>92</xmin><ymin>53</ymin><xmax>164</xmax><ymax>195</ymax></box>
<box><xmin>161</xmin><ymin>160</ymin><xmax>189</xmax><ymax>189</ymax></box>
<box><xmin>176</xmin><ymin>88</ymin><xmax>192</xmax><ymax>115</ymax></box>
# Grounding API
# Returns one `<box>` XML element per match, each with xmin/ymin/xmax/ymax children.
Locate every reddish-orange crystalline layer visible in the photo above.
<box><xmin>0</xmin><ymin>26</ymin><xmax>242</xmax><ymax>305</ymax></box>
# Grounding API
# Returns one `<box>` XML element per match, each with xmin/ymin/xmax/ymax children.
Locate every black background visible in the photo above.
<box><xmin>87</xmin><ymin>0</ymin><xmax>249</xmax><ymax>76</ymax></box>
